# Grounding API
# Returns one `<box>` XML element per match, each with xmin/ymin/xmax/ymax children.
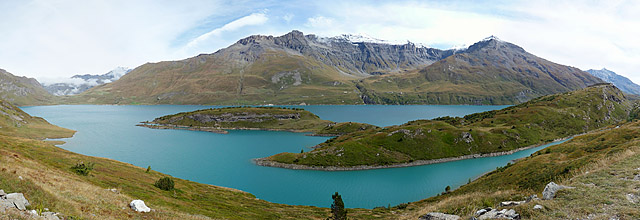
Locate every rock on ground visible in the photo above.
<box><xmin>5</xmin><ymin>193</ymin><xmax>30</xmax><ymax>211</ymax></box>
<box><xmin>42</xmin><ymin>211</ymin><xmax>61</xmax><ymax>220</ymax></box>
<box><xmin>130</xmin><ymin>200</ymin><xmax>151</xmax><ymax>213</ymax></box>
<box><xmin>533</xmin><ymin>204</ymin><xmax>544</xmax><ymax>210</ymax></box>
<box><xmin>477</xmin><ymin>209</ymin><xmax>520</xmax><ymax>220</ymax></box>
<box><xmin>419</xmin><ymin>212</ymin><xmax>461</xmax><ymax>220</ymax></box>
<box><xmin>542</xmin><ymin>182</ymin><xmax>574</xmax><ymax>200</ymax></box>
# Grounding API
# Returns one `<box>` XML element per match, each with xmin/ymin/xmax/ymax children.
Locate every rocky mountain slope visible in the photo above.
<box><xmin>72</xmin><ymin>31</ymin><xmax>601</xmax><ymax>105</ymax></box>
<box><xmin>355</xmin><ymin>36</ymin><xmax>604</xmax><ymax>104</ymax></box>
<box><xmin>263</xmin><ymin>84</ymin><xmax>631</xmax><ymax>169</ymax></box>
<box><xmin>43</xmin><ymin>67</ymin><xmax>131</xmax><ymax>96</ymax></box>
<box><xmin>71</xmin><ymin>30</ymin><xmax>453</xmax><ymax>105</ymax></box>
<box><xmin>586</xmin><ymin>68</ymin><xmax>640</xmax><ymax>95</ymax></box>
<box><xmin>0</xmin><ymin>69</ymin><xmax>54</xmax><ymax>106</ymax></box>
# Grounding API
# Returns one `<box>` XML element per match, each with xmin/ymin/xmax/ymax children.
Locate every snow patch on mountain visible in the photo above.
<box><xmin>42</xmin><ymin>67</ymin><xmax>131</xmax><ymax>96</ymax></box>
<box><xmin>586</xmin><ymin>68</ymin><xmax>640</xmax><ymax>95</ymax></box>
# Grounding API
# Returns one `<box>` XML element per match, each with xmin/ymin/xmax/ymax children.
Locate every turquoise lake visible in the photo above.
<box><xmin>21</xmin><ymin>105</ymin><xmax>567</xmax><ymax>208</ymax></box>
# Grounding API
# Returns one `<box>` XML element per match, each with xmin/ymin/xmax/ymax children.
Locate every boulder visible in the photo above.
<box><xmin>533</xmin><ymin>204</ymin><xmax>544</xmax><ymax>210</ymax></box>
<box><xmin>130</xmin><ymin>200</ymin><xmax>151</xmax><ymax>213</ymax></box>
<box><xmin>42</xmin><ymin>212</ymin><xmax>61</xmax><ymax>220</ymax></box>
<box><xmin>419</xmin><ymin>212</ymin><xmax>461</xmax><ymax>220</ymax></box>
<box><xmin>500</xmin><ymin>201</ymin><xmax>525</xmax><ymax>207</ymax></box>
<box><xmin>475</xmin><ymin>207</ymin><xmax>491</xmax><ymax>216</ymax></box>
<box><xmin>6</xmin><ymin>193</ymin><xmax>30</xmax><ymax>210</ymax></box>
<box><xmin>478</xmin><ymin>209</ymin><xmax>520</xmax><ymax>220</ymax></box>
<box><xmin>542</xmin><ymin>182</ymin><xmax>574</xmax><ymax>200</ymax></box>
<box><xmin>0</xmin><ymin>189</ymin><xmax>6</xmax><ymax>198</ymax></box>
<box><xmin>0</xmin><ymin>199</ymin><xmax>15</xmax><ymax>210</ymax></box>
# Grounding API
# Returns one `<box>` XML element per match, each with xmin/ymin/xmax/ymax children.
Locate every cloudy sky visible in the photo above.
<box><xmin>1</xmin><ymin>0</ymin><xmax>639</xmax><ymax>84</ymax></box>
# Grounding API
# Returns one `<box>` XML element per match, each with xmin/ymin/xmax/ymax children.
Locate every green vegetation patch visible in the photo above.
<box><xmin>268</xmin><ymin>84</ymin><xmax>633</xmax><ymax>168</ymax></box>
<box><xmin>149</xmin><ymin>106</ymin><xmax>333</xmax><ymax>133</ymax></box>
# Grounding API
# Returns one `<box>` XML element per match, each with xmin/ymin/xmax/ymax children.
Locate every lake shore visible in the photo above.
<box><xmin>254</xmin><ymin>135</ymin><xmax>577</xmax><ymax>171</ymax></box>
<box><xmin>136</xmin><ymin>122</ymin><xmax>321</xmax><ymax>134</ymax></box>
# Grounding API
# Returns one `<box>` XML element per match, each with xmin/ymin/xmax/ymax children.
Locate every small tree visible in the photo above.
<box><xmin>445</xmin><ymin>185</ymin><xmax>451</xmax><ymax>193</ymax></box>
<box><xmin>146</xmin><ymin>166</ymin><xmax>151</xmax><ymax>173</ymax></box>
<box><xmin>154</xmin><ymin>177</ymin><xmax>175</xmax><ymax>191</ymax></box>
<box><xmin>328</xmin><ymin>192</ymin><xmax>347</xmax><ymax>220</ymax></box>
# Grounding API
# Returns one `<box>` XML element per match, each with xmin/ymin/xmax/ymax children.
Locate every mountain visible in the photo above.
<box><xmin>0</xmin><ymin>68</ymin><xmax>54</xmax><ymax>106</ymax></box>
<box><xmin>43</xmin><ymin>67</ymin><xmax>131</xmax><ymax>96</ymax></box>
<box><xmin>586</xmin><ymin>68</ymin><xmax>640</xmax><ymax>95</ymax></box>
<box><xmin>263</xmin><ymin>84</ymin><xmax>631</xmax><ymax>169</ymax></box>
<box><xmin>72</xmin><ymin>31</ymin><xmax>602</xmax><ymax>105</ymax></box>
<box><xmin>355</xmin><ymin>36</ymin><xmax>604</xmax><ymax>104</ymax></box>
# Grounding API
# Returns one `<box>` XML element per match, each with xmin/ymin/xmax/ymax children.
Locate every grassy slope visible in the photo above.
<box><xmin>149</xmin><ymin>106</ymin><xmax>333</xmax><ymax>132</ymax></box>
<box><xmin>0</xmin><ymin>99</ymin><xmax>74</xmax><ymax>139</ymax></box>
<box><xmin>268</xmin><ymin>84</ymin><xmax>631</xmax><ymax>167</ymax></box>
<box><xmin>0</xmin><ymin>100</ymin><xmax>395</xmax><ymax>219</ymax></box>
<box><xmin>391</xmin><ymin>120</ymin><xmax>640</xmax><ymax>219</ymax></box>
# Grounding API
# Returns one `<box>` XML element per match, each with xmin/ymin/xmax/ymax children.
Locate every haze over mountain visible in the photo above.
<box><xmin>586</xmin><ymin>68</ymin><xmax>640</xmax><ymax>95</ymax></box>
<box><xmin>72</xmin><ymin>31</ymin><xmax>602</xmax><ymax>105</ymax></box>
<box><xmin>42</xmin><ymin>67</ymin><xmax>131</xmax><ymax>96</ymax></box>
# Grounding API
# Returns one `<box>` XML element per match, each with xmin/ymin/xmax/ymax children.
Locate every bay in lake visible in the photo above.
<box><xmin>22</xmin><ymin>105</ymin><xmax>565</xmax><ymax>208</ymax></box>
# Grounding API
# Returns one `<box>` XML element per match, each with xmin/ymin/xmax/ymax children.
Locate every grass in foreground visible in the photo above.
<box><xmin>389</xmin><ymin>120</ymin><xmax>640</xmax><ymax>219</ymax></box>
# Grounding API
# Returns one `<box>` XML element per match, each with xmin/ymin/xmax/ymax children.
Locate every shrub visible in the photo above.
<box><xmin>72</xmin><ymin>161</ymin><xmax>94</xmax><ymax>176</ymax></box>
<box><xmin>146</xmin><ymin>166</ymin><xmax>151</xmax><ymax>173</ymax></box>
<box><xmin>154</xmin><ymin>177</ymin><xmax>175</xmax><ymax>191</ymax></box>
<box><xmin>393</xmin><ymin>203</ymin><xmax>408</xmax><ymax>209</ymax></box>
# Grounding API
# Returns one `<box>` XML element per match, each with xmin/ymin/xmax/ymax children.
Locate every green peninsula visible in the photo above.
<box><xmin>139</xmin><ymin>106</ymin><xmax>334</xmax><ymax>134</ymax></box>
<box><xmin>260</xmin><ymin>84</ymin><xmax>633</xmax><ymax>170</ymax></box>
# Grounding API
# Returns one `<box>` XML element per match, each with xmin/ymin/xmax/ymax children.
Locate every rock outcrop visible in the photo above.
<box><xmin>542</xmin><ymin>182</ymin><xmax>574</xmax><ymax>200</ymax></box>
<box><xmin>4</xmin><ymin>192</ymin><xmax>30</xmax><ymax>211</ymax></box>
<box><xmin>0</xmin><ymin>189</ymin><xmax>61</xmax><ymax>219</ymax></box>
<box><xmin>477</xmin><ymin>208</ymin><xmax>520</xmax><ymax>219</ymax></box>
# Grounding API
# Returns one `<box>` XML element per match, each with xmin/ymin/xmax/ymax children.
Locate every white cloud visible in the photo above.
<box><xmin>0</xmin><ymin>0</ymin><xmax>222</xmax><ymax>80</ymax></box>
<box><xmin>283</xmin><ymin>13</ymin><xmax>294</xmax><ymax>23</ymax></box>
<box><xmin>185</xmin><ymin>12</ymin><xmax>269</xmax><ymax>49</ymax></box>
<box><xmin>305</xmin><ymin>16</ymin><xmax>335</xmax><ymax>29</ymax></box>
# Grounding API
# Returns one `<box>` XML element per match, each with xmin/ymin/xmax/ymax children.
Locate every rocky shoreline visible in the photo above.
<box><xmin>254</xmin><ymin>136</ymin><xmax>575</xmax><ymax>171</ymax></box>
<box><xmin>136</xmin><ymin>123</ymin><xmax>229</xmax><ymax>134</ymax></box>
<box><xmin>136</xmin><ymin>122</ymin><xmax>321</xmax><ymax>134</ymax></box>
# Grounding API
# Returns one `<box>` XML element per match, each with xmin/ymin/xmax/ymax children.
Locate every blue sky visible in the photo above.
<box><xmin>1</xmin><ymin>0</ymin><xmax>639</xmax><ymax>84</ymax></box>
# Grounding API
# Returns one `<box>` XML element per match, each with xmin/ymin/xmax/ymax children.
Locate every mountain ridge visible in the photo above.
<box><xmin>68</xmin><ymin>30</ymin><xmax>603</xmax><ymax>105</ymax></box>
<box><xmin>586</xmin><ymin>68</ymin><xmax>640</xmax><ymax>95</ymax></box>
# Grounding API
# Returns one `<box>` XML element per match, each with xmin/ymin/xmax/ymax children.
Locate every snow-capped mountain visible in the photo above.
<box><xmin>331</xmin><ymin>33</ymin><xmax>409</xmax><ymax>45</ymax></box>
<box><xmin>586</xmin><ymin>68</ymin><xmax>640</xmax><ymax>95</ymax></box>
<box><xmin>43</xmin><ymin>67</ymin><xmax>131</xmax><ymax>96</ymax></box>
